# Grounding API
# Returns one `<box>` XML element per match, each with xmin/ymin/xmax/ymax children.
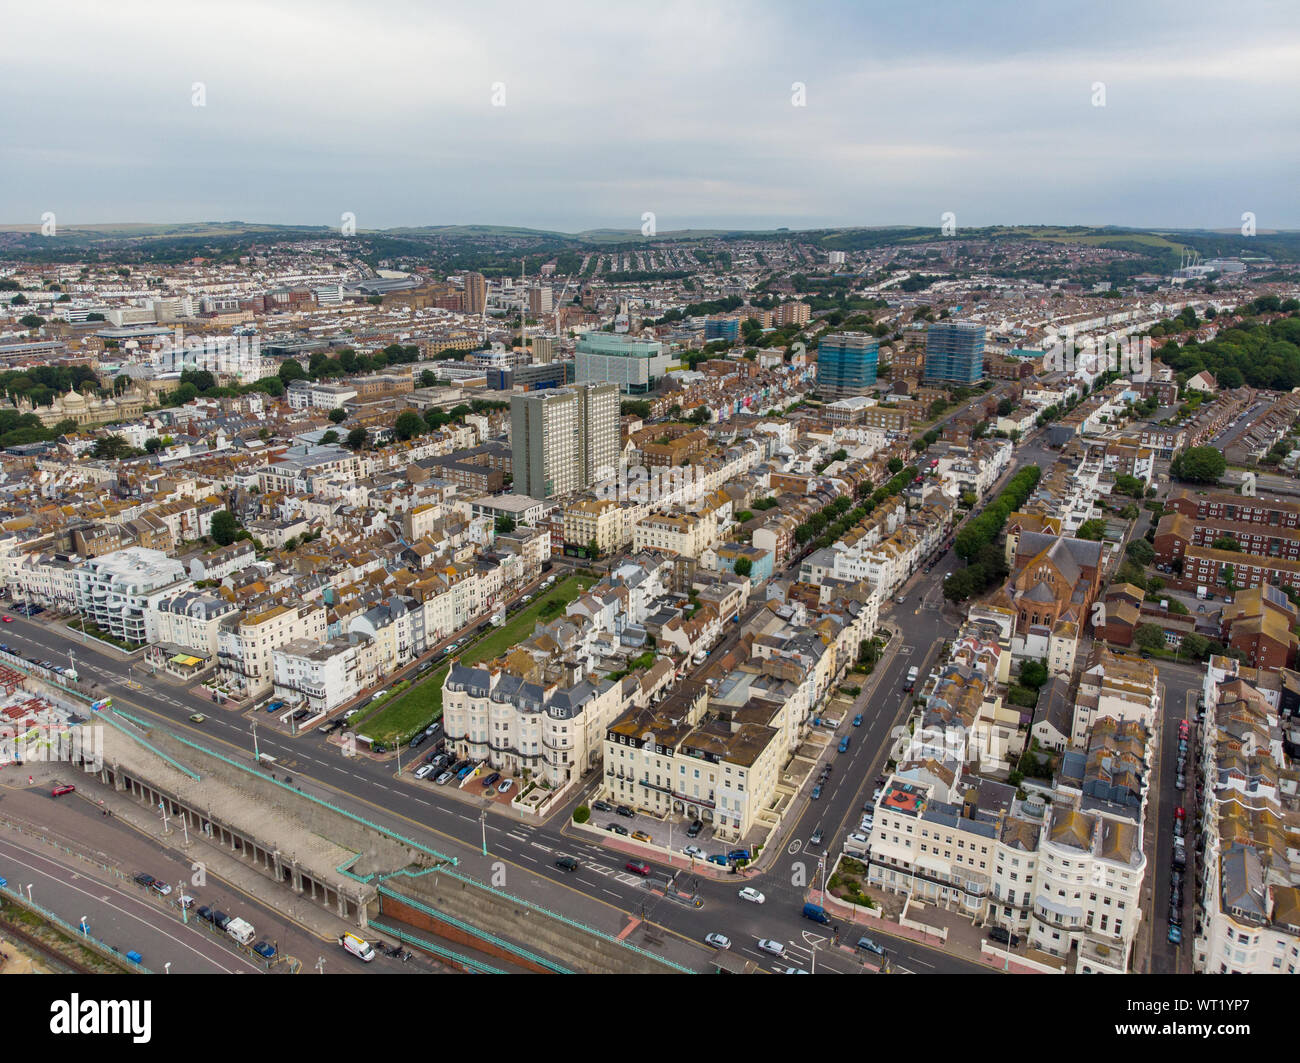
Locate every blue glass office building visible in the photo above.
<box><xmin>705</xmin><ymin>317</ymin><xmax>741</xmax><ymax>342</ymax></box>
<box><xmin>816</xmin><ymin>332</ymin><xmax>879</xmax><ymax>398</ymax></box>
<box><xmin>924</xmin><ymin>321</ymin><xmax>986</xmax><ymax>385</ymax></box>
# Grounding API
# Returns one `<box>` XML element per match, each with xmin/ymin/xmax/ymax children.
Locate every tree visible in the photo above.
<box><xmin>90</xmin><ymin>435</ymin><xmax>131</xmax><ymax>460</ymax></box>
<box><xmin>689</xmin><ymin>406</ymin><xmax>711</xmax><ymax>425</ymax></box>
<box><xmin>733</xmin><ymin>556</ymin><xmax>753</xmax><ymax>578</ymax></box>
<box><xmin>346</xmin><ymin>427</ymin><xmax>367</xmax><ymax>451</ymax></box>
<box><xmin>394</xmin><ymin>410</ymin><xmax>425</xmax><ymax>441</ymax></box>
<box><xmin>19</xmin><ymin>315</ymin><xmax>45</xmax><ymax>330</ymax></box>
<box><xmin>495</xmin><ymin>515</ymin><xmax>516</xmax><ymax>534</ymax></box>
<box><xmin>420</xmin><ymin>370</ymin><xmax>438</xmax><ymax>388</ymax></box>
<box><xmin>1180</xmin><ymin>632</ymin><xmax>1210</xmax><ymax>660</ymax></box>
<box><xmin>210</xmin><ymin>510</ymin><xmax>240</xmax><ymax>546</ymax></box>
<box><xmin>1019</xmin><ymin>660</ymin><xmax>1049</xmax><ymax>689</ymax></box>
<box><xmin>996</xmin><ymin>398</ymin><xmax>1014</xmax><ymax>417</ymax></box>
<box><xmin>9</xmin><ymin>294</ymin><xmax>28</xmax><ymax>306</ymax></box>
<box><xmin>1124</xmin><ymin>539</ymin><xmax>1155</xmax><ymax>566</ymax></box>
<box><xmin>328</xmin><ymin>407</ymin><xmax>347</xmax><ymax>424</ymax></box>
<box><xmin>278</xmin><ymin>359</ymin><xmax>307</xmax><ymax>385</ymax></box>
<box><xmin>320</xmin><ymin>430</ymin><xmax>339</xmax><ymax>445</ymax></box>
<box><xmin>1133</xmin><ymin>623</ymin><xmax>1166</xmax><ymax>652</ymax></box>
<box><xmin>1113</xmin><ymin>474</ymin><xmax>1145</xmax><ymax>499</ymax></box>
<box><xmin>1170</xmin><ymin>446</ymin><xmax>1225</xmax><ymax>485</ymax></box>
<box><xmin>1076</xmin><ymin>518</ymin><xmax>1107</xmax><ymax>541</ymax></box>
<box><xmin>1211</xmin><ymin>536</ymin><xmax>1240</xmax><ymax>552</ymax></box>
<box><xmin>144</xmin><ymin>437</ymin><xmax>163</xmax><ymax>454</ymax></box>
<box><xmin>887</xmin><ymin>457</ymin><xmax>904</xmax><ymax>475</ymax></box>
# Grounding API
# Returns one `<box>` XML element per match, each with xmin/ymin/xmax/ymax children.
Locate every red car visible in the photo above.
<box><xmin>1</xmin><ymin>616</ymin><xmax>12</xmax><ymax>623</ymax></box>
<box><xmin>1174</xmin><ymin>806</ymin><xmax>1185</xmax><ymax>820</ymax></box>
<box><xmin>51</xmin><ymin>784</ymin><xmax>76</xmax><ymax>797</ymax></box>
<box><xmin>625</xmin><ymin>861</ymin><xmax>650</xmax><ymax>876</ymax></box>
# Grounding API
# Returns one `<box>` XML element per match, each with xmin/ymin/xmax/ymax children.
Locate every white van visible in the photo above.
<box><xmin>906</xmin><ymin>666</ymin><xmax>919</xmax><ymax>685</ymax></box>
<box><xmin>226</xmin><ymin>917</ymin><xmax>256</xmax><ymax>946</ymax></box>
<box><xmin>340</xmin><ymin>932</ymin><xmax>376</xmax><ymax>962</ymax></box>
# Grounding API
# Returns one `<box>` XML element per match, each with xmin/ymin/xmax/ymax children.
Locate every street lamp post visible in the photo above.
<box><xmin>25</xmin><ymin>884</ymin><xmax>32</xmax><ymax>903</ymax></box>
<box><xmin>80</xmin><ymin>917</ymin><xmax>88</xmax><ymax>937</ymax></box>
<box><xmin>164</xmin><ymin>962</ymin><xmax>171</xmax><ymax>975</ymax></box>
<box><xmin>251</xmin><ymin>720</ymin><xmax>260</xmax><ymax>763</ymax></box>
<box><xmin>480</xmin><ymin>808</ymin><xmax>487</xmax><ymax>856</ymax></box>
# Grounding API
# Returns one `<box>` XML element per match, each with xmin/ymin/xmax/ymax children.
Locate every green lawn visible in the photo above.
<box><xmin>358</xmin><ymin>573</ymin><xmax>595</xmax><ymax>746</ymax></box>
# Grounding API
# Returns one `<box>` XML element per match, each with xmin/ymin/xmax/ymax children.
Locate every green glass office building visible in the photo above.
<box><xmin>924</xmin><ymin>321</ymin><xmax>986</xmax><ymax>385</ymax></box>
<box><xmin>816</xmin><ymin>332</ymin><xmax>879</xmax><ymax>398</ymax></box>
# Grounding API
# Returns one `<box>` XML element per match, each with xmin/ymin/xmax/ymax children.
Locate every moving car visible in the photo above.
<box><xmin>738</xmin><ymin>887</ymin><xmax>765</xmax><ymax>904</ymax></box>
<box><xmin>809</xmin><ymin>826</ymin><xmax>824</xmax><ymax>846</ymax></box>
<box><xmin>856</xmin><ymin>936</ymin><xmax>886</xmax><ymax>956</ymax></box>
<box><xmin>704</xmin><ymin>933</ymin><xmax>731</xmax><ymax>950</ymax></box>
<box><xmin>838</xmin><ymin>736</ymin><xmax>851</xmax><ymax>753</ymax></box>
<box><xmin>554</xmin><ymin>856</ymin><xmax>579</xmax><ymax>872</ymax></box>
<box><xmin>624</xmin><ymin>861</ymin><xmax>650</xmax><ymax>876</ymax></box>
<box><xmin>189</xmin><ymin>714</ymin><xmax>207</xmax><ymax>724</ymax></box>
<box><xmin>756</xmin><ymin>938</ymin><xmax>785</xmax><ymax>957</ymax></box>
<box><xmin>51</xmin><ymin>784</ymin><xmax>76</xmax><ymax>797</ymax></box>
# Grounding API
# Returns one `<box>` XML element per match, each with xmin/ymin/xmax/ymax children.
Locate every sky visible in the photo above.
<box><xmin>2</xmin><ymin>0</ymin><xmax>1298</xmax><ymax>233</ymax></box>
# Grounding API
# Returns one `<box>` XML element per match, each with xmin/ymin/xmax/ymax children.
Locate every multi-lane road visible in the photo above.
<box><xmin>0</xmin><ymin>423</ymin><xmax>1061</xmax><ymax>974</ymax></box>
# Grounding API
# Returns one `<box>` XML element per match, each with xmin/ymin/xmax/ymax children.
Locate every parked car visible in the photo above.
<box><xmin>150</xmin><ymin>880</ymin><xmax>172</xmax><ymax>897</ymax></box>
<box><xmin>707</xmin><ymin>854</ymin><xmax>728</xmax><ymax>866</ymax></box>
<box><xmin>133</xmin><ymin>873</ymin><xmax>156</xmax><ymax>889</ymax></box>
<box><xmin>1175</xmin><ymin>774</ymin><xmax>1186</xmax><ymax>790</ymax></box>
<box><xmin>756</xmin><ymin>938</ymin><xmax>785</xmax><ymax>957</ymax></box>
<box><xmin>616</xmin><ymin>805</ymin><xmax>636</xmax><ymax>818</ymax></box>
<box><xmin>197</xmin><ymin>905</ymin><xmax>214</xmax><ymax>923</ymax></box>
<box><xmin>409</xmin><ymin>732</ymin><xmax>428</xmax><ymax>750</ymax></box>
<box><xmin>682</xmin><ymin>845</ymin><xmax>706</xmax><ymax>859</ymax></box>
<box><xmin>591</xmin><ymin>800</ymin><xmax>615</xmax><ymax>814</ymax></box>
<box><xmin>838</xmin><ymin>736</ymin><xmax>850</xmax><ymax>753</ymax></box>
<box><xmin>853</xmin><ymin>714</ymin><xmax>863</xmax><ymax>727</ymax></box>
<box><xmin>435</xmin><ymin>770</ymin><xmax>453</xmax><ymax>785</ymax></box>
<box><xmin>1168</xmin><ymin>925</ymin><xmax>1182</xmax><ymax>945</ymax></box>
<box><xmin>51</xmin><ymin>784</ymin><xmax>76</xmax><ymax>797</ymax></box>
<box><xmin>810</xmin><ymin>785</ymin><xmax>822</xmax><ymax>800</ymax></box>
<box><xmin>554</xmin><ymin>856</ymin><xmax>579</xmax><ymax>872</ymax></box>
<box><xmin>704</xmin><ymin>932</ymin><xmax>731</xmax><ymax>950</ymax></box>
<box><xmin>631</xmin><ymin>830</ymin><xmax>652</xmax><ymax>842</ymax></box>
<box><xmin>606</xmin><ymin>823</ymin><xmax>629</xmax><ymax>836</ymax></box>
<box><xmin>414</xmin><ymin>764</ymin><xmax>436</xmax><ymax>780</ymax></box>
<box><xmin>253</xmin><ymin>941</ymin><xmax>277</xmax><ymax>959</ymax></box>
<box><xmin>1174</xmin><ymin>805</ymin><xmax>1185</xmax><ymax>820</ymax></box>
<box><xmin>738</xmin><ymin>887</ymin><xmax>765</xmax><ymax>904</ymax></box>
<box><xmin>988</xmin><ymin>926</ymin><xmax>1020</xmax><ymax>947</ymax></box>
<box><xmin>625</xmin><ymin>861</ymin><xmax>650</xmax><ymax>876</ymax></box>
<box><xmin>810</xmin><ymin>827</ymin><xmax>824</xmax><ymax>846</ymax></box>
<box><xmin>497</xmin><ymin>778</ymin><xmax>514</xmax><ymax>794</ymax></box>
<box><xmin>685</xmin><ymin>819</ymin><xmax>703</xmax><ymax>838</ymax></box>
<box><xmin>481</xmin><ymin>772</ymin><xmax>501</xmax><ymax>788</ymax></box>
<box><xmin>213</xmin><ymin>911</ymin><xmax>232</xmax><ymax>931</ymax></box>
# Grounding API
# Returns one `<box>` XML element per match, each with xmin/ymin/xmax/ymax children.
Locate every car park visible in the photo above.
<box><xmin>625</xmin><ymin>861</ymin><xmax>650</xmax><ymax>876</ymax></box>
<box><xmin>756</xmin><ymin>938</ymin><xmax>785</xmax><ymax>956</ymax></box>
<box><xmin>555</xmin><ymin>856</ymin><xmax>579</xmax><ymax>872</ymax></box>
<box><xmin>704</xmin><ymin>933</ymin><xmax>731</xmax><ymax>950</ymax></box>
<box><xmin>606</xmin><ymin>823</ymin><xmax>629</xmax><ymax>835</ymax></box>
<box><xmin>738</xmin><ymin>887</ymin><xmax>765</xmax><ymax>904</ymax></box>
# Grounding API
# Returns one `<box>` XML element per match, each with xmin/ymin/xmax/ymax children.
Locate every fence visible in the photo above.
<box><xmin>0</xmin><ymin>881</ymin><xmax>150</xmax><ymax>973</ymax></box>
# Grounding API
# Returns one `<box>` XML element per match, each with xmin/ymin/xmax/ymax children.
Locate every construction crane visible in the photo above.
<box><xmin>553</xmin><ymin>274</ymin><xmax>576</xmax><ymax>337</ymax></box>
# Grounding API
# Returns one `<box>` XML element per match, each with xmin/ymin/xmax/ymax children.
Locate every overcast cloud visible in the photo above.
<box><xmin>2</xmin><ymin>0</ymin><xmax>1297</xmax><ymax>231</ymax></box>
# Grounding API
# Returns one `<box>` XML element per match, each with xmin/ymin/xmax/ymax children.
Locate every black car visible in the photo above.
<box><xmin>214</xmin><ymin>911</ymin><xmax>232</xmax><ymax>931</ymax></box>
<box><xmin>686</xmin><ymin>819</ymin><xmax>703</xmax><ymax>838</ymax></box>
<box><xmin>606</xmin><ymin>823</ymin><xmax>629</xmax><ymax>836</ymax></box>
<box><xmin>555</xmin><ymin>856</ymin><xmax>579</xmax><ymax>872</ymax></box>
<box><xmin>197</xmin><ymin>905</ymin><xmax>215</xmax><ymax>923</ymax></box>
<box><xmin>133</xmin><ymin>872</ymin><xmax>156</xmax><ymax>889</ymax></box>
<box><xmin>810</xmin><ymin>827</ymin><xmax>824</xmax><ymax>846</ymax></box>
<box><xmin>616</xmin><ymin>805</ymin><xmax>635</xmax><ymax>818</ymax></box>
<box><xmin>591</xmin><ymin>800</ymin><xmax>615</xmax><ymax>814</ymax></box>
<box><xmin>988</xmin><ymin>926</ymin><xmax>1021</xmax><ymax>947</ymax></box>
<box><xmin>482</xmin><ymin>771</ymin><xmax>501</xmax><ymax>788</ymax></box>
<box><xmin>409</xmin><ymin>731</ymin><xmax>428</xmax><ymax>750</ymax></box>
